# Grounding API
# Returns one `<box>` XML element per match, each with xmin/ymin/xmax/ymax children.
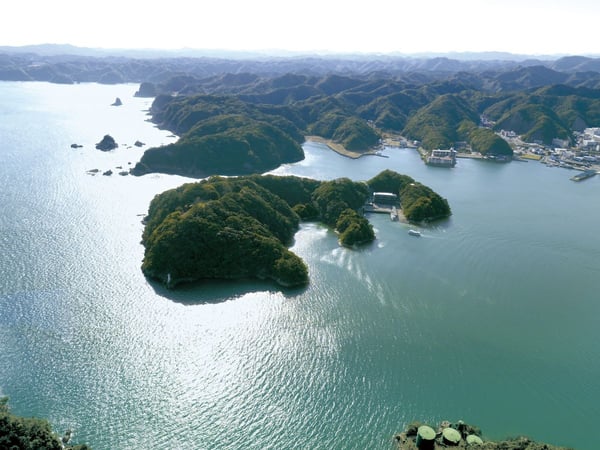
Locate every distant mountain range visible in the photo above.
<box><xmin>3</xmin><ymin>44</ymin><xmax>600</xmax><ymax>84</ymax></box>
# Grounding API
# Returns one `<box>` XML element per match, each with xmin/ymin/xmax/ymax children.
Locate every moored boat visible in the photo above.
<box><xmin>408</xmin><ymin>229</ymin><xmax>421</xmax><ymax>237</ymax></box>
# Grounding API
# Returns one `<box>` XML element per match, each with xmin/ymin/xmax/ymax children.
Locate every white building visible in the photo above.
<box><xmin>427</xmin><ymin>149</ymin><xmax>456</xmax><ymax>167</ymax></box>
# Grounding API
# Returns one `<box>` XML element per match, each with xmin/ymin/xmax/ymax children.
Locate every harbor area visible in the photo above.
<box><xmin>363</xmin><ymin>192</ymin><xmax>407</xmax><ymax>222</ymax></box>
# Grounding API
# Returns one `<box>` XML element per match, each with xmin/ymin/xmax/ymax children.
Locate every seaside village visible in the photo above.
<box><xmin>387</xmin><ymin>116</ymin><xmax>600</xmax><ymax>180</ymax></box>
<box><xmin>499</xmin><ymin>125</ymin><xmax>600</xmax><ymax>169</ymax></box>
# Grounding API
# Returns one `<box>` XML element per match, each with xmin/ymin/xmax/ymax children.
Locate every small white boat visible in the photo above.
<box><xmin>408</xmin><ymin>229</ymin><xmax>421</xmax><ymax>237</ymax></box>
<box><xmin>390</xmin><ymin>206</ymin><xmax>398</xmax><ymax>221</ymax></box>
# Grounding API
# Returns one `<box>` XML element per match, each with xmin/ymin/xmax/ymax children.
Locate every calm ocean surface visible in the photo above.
<box><xmin>1</xmin><ymin>82</ymin><xmax>599</xmax><ymax>450</ymax></box>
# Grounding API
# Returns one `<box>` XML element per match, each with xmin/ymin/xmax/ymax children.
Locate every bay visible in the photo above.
<box><xmin>1</xmin><ymin>81</ymin><xmax>599</xmax><ymax>449</ymax></box>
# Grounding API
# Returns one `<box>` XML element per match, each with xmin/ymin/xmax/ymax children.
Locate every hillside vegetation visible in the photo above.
<box><xmin>0</xmin><ymin>397</ymin><xmax>91</xmax><ymax>450</ymax></box>
<box><xmin>402</xmin><ymin>94</ymin><xmax>479</xmax><ymax>149</ymax></box>
<box><xmin>142</xmin><ymin>177</ymin><xmax>308</xmax><ymax>288</ymax></box>
<box><xmin>469</xmin><ymin>128</ymin><xmax>513</xmax><ymax>155</ymax></box>
<box><xmin>132</xmin><ymin>114</ymin><xmax>304</xmax><ymax>177</ymax></box>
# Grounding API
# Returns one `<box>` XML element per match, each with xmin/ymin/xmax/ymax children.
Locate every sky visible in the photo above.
<box><xmin>3</xmin><ymin>0</ymin><xmax>600</xmax><ymax>56</ymax></box>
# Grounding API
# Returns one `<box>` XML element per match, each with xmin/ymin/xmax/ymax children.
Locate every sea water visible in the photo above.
<box><xmin>1</xmin><ymin>81</ymin><xmax>599</xmax><ymax>449</ymax></box>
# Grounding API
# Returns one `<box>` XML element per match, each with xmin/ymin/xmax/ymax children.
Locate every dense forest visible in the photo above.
<box><xmin>0</xmin><ymin>397</ymin><xmax>90</xmax><ymax>450</ymax></box>
<box><xmin>131</xmin><ymin>112</ymin><xmax>305</xmax><ymax>177</ymax></box>
<box><xmin>142</xmin><ymin>176</ymin><xmax>309</xmax><ymax>288</ymax></box>
<box><xmin>141</xmin><ymin>171</ymin><xmax>449</xmax><ymax>289</ymax></box>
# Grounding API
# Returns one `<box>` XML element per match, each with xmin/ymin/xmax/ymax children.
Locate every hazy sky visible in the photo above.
<box><xmin>3</xmin><ymin>0</ymin><xmax>600</xmax><ymax>55</ymax></box>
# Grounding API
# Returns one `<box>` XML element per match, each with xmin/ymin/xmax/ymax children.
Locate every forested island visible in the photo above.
<box><xmin>141</xmin><ymin>170</ymin><xmax>450</xmax><ymax>288</ymax></box>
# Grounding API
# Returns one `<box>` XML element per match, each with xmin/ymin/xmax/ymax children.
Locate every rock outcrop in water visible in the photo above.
<box><xmin>95</xmin><ymin>134</ymin><xmax>118</xmax><ymax>151</ymax></box>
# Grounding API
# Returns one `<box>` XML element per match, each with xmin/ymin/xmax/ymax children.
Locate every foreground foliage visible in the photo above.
<box><xmin>336</xmin><ymin>209</ymin><xmax>375</xmax><ymax>246</ymax></box>
<box><xmin>143</xmin><ymin>174</ymin><xmax>376</xmax><ymax>288</ymax></box>
<box><xmin>395</xmin><ymin>419</ymin><xmax>573</xmax><ymax>450</ymax></box>
<box><xmin>0</xmin><ymin>397</ymin><xmax>91</xmax><ymax>450</ymax></box>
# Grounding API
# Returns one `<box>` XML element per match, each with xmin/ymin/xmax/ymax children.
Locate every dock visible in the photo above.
<box><xmin>363</xmin><ymin>191</ymin><xmax>408</xmax><ymax>221</ymax></box>
<box><xmin>363</xmin><ymin>202</ymin><xmax>407</xmax><ymax>223</ymax></box>
<box><xmin>364</xmin><ymin>203</ymin><xmax>395</xmax><ymax>214</ymax></box>
<box><xmin>571</xmin><ymin>169</ymin><xmax>597</xmax><ymax>181</ymax></box>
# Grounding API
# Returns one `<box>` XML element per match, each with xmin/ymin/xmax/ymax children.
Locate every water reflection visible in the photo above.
<box><xmin>147</xmin><ymin>277</ymin><xmax>308</xmax><ymax>304</ymax></box>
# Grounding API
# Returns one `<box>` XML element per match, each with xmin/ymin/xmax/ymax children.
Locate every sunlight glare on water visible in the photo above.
<box><xmin>1</xmin><ymin>82</ymin><xmax>599</xmax><ymax>449</ymax></box>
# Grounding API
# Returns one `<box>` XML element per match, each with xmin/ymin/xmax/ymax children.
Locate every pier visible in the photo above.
<box><xmin>570</xmin><ymin>169</ymin><xmax>597</xmax><ymax>181</ymax></box>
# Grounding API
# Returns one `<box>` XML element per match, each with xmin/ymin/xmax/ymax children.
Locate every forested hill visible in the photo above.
<box><xmin>0</xmin><ymin>397</ymin><xmax>91</xmax><ymax>450</ymax></box>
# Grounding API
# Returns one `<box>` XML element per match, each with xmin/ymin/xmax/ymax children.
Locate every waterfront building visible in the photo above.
<box><xmin>372</xmin><ymin>192</ymin><xmax>398</xmax><ymax>205</ymax></box>
<box><xmin>427</xmin><ymin>149</ymin><xmax>457</xmax><ymax>167</ymax></box>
